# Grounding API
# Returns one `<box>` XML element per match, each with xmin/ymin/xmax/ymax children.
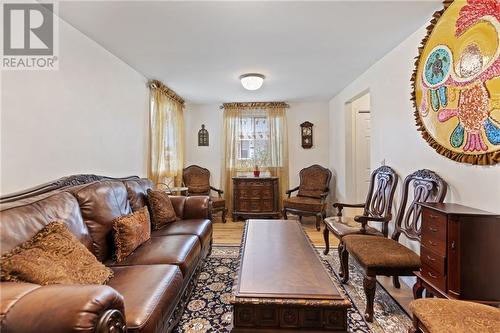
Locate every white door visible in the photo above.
<box><xmin>354</xmin><ymin>110</ymin><xmax>371</xmax><ymax>203</ymax></box>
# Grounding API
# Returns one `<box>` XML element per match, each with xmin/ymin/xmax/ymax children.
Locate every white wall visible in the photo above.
<box><xmin>329</xmin><ymin>24</ymin><xmax>500</xmax><ymax>223</ymax></box>
<box><xmin>184</xmin><ymin>101</ymin><xmax>330</xmax><ymax>190</ymax></box>
<box><xmin>184</xmin><ymin>103</ymin><xmax>224</xmax><ymax>189</ymax></box>
<box><xmin>1</xmin><ymin>15</ymin><xmax>148</xmax><ymax>194</ymax></box>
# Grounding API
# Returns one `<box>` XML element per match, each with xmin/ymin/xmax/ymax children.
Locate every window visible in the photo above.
<box><xmin>237</xmin><ymin>116</ymin><xmax>269</xmax><ymax>163</ymax></box>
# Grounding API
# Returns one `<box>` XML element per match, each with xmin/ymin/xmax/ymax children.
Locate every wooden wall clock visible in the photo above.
<box><xmin>300</xmin><ymin>121</ymin><xmax>313</xmax><ymax>149</ymax></box>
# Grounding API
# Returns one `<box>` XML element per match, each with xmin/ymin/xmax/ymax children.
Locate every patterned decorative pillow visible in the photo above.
<box><xmin>146</xmin><ymin>189</ymin><xmax>177</xmax><ymax>230</ymax></box>
<box><xmin>0</xmin><ymin>222</ymin><xmax>113</xmax><ymax>285</ymax></box>
<box><xmin>113</xmin><ymin>207</ymin><xmax>151</xmax><ymax>262</ymax></box>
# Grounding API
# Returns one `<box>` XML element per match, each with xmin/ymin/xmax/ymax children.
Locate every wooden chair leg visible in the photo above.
<box><xmin>315</xmin><ymin>214</ymin><xmax>321</xmax><ymax>231</ymax></box>
<box><xmin>323</xmin><ymin>227</ymin><xmax>330</xmax><ymax>255</ymax></box>
<box><xmin>338</xmin><ymin>241</ymin><xmax>344</xmax><ymax>277</ymax></box>
<box><xmin>412</xmin><ymin>278</ymin><xmax>424</xmax><ymax>299</ymax></box>
<box><xmin>393</xmin><ymin>276</ymin><xmax>401</xmax><ymax>289</ymax></box>
<box><xmin>340</xmin><ymin>245</ymin><xmax>349</xmax><ymax>283</ymax></box>
<box><xmin>363</xmin><ymin>275</ymin><xmax>377</xmax><ymax>322</ymax></box>
<box><xmin>222</xmin><ymin>209</ymin><xmax>227</xmax><ymax>223</ymax></box>
<box><xmin>299</xmin><ymin>216</ymin><xmax>303</xmax><ymax>223</ymax></box>
<box><xmin>283</xmin><ymin>209</ymin><xmax>288</xmax><ymax>220</ymax></box>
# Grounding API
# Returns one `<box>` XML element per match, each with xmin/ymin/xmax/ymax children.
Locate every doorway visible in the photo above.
<box><xmin>345</xmin><ymin>92</ymin><xmax>371</xmax><ymax>210</ymax></box>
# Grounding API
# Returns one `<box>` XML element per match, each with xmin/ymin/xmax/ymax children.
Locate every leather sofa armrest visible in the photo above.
<box><xmin>183</xmin><ymin>195</ymin><xmax>211</xmax><ymax>220</ymax></box>
<box><xmin>1</xmin><ymin>282</ymin><xmax>126</xmax><ymax>333</ymax></box>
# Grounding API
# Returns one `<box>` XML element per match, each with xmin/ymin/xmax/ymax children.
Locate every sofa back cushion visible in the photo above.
<box><xmin>71</xmin><ymin>181</ymin><xmax>131</xmax><ymax>261</ymax></box>
<box><xmin>123</xmin><ymin>179</ymin><xmax>153</xmax><ymax>212</ymax></box>
<box><xmin>0</xmin><ymin>192</ymin><xmax>92</xmax><ymax>256</ymax></box>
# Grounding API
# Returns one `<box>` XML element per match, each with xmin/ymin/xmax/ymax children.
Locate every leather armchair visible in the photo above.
<box><xmin>0</xmin><ymin>283</ymin><xmax>126</xmax><ymax>333</ymax></box>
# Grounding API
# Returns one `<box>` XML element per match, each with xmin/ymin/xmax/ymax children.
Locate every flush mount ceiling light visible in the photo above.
<box><xmin>240</xmin><ymin>73</ymin><xmax>265</xmax><ymax>91</ymax></box>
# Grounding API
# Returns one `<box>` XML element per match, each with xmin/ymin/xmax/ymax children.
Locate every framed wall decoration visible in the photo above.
<box><xmin>300</xmin><ymin>121</ymin><xmax>313</xmax><ymax>149</ymax></box>
<box><xmin>412</xmin><ymin>0</ymin><xmax>500</xmax><ymax>165</ymax></box>
<box><xmin>198</xmin><ymin>124</ymin><xmax>209</xmax><ymax>146</ymax></box>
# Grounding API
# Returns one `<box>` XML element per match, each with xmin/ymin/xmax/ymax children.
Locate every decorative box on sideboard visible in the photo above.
<box><xmin>232</xmin><ymin>177</ymin><xmax>280</xmax><ymax>220</ymax></box>
<box><xmin>414</xmin><ymin>202</ymin><xmax>500</xmax><ymax>304</ymax></box>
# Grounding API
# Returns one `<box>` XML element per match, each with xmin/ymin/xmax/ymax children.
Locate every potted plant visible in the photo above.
<box><xmin>253</xmin><ymin>165</ymin><xmax>260</xmax><ymax>177</ymax></box>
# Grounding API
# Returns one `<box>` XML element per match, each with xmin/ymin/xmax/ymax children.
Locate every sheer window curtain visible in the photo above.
<box><xmin>148</xmin><ymin>81</ymin><xmax>185</xmax><ymax>187</ymax></box>
<box><xmin>221</xmin><ymin>103</ymin><xmax>289</xmax><ymax>214</ymax></box>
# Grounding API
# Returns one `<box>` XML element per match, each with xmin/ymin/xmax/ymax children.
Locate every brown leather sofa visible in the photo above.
<box><xmin>0</xmin><ymin>175</ymin><xmax>213</xmax><ymax>333</ymax></box>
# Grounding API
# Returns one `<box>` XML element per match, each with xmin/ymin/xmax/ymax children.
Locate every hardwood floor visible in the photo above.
<box><xmin>212</xmin><ymin>215</ymin><xmax>413</xmax><ymax>315</ymax></box>
<box><xmin>212</xmin><ymin>216</ymin><xmax>339</xmax><ymax>248</ymax></box>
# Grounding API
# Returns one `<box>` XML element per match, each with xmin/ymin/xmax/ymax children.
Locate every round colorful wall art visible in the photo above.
<box><xmin>413</xmin><ymin>0</ymin><xmax>500</xmax><ymax>165</ymax></box>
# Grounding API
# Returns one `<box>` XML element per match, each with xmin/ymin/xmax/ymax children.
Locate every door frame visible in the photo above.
<box><xmin>344</xmin><ymin>90</ymin><xmax>371</xmax><ymax>205</ymax></box>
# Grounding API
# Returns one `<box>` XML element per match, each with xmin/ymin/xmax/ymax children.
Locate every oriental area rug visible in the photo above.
<box><xmin>173</xmin><ymin>246</ymin><xmax>412</xmax><ymax>333</ymax></box>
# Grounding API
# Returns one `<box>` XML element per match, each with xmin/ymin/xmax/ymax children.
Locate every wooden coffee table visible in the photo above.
<box><xmin>231</xmin><ymin>220</ymin><xmax>350</xmax><ymax>332</ymax></box>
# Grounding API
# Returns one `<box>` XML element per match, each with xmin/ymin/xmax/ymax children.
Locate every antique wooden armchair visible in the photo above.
<box><xmin>341</xmin><ymin>169</ymin><xmax>447</xmax><ymax>322</ymax></box>
<box><xmin>182</xmin><ymin>165</ymin><xmax>227</xmax><ymax>223</ymax></box>
<box><xmin>323</xmin><ymin>165</ymin><xmax>398</xmax><ymax>278</ymax></box>
<box><xmin>409</xmin><ymin>298</ymin><xmax>500</xmax><ymax>333</ymax></box>
<box><xmin>283</xmin><ymin>164</ymin><xmax>332</xmax><ymax>231</ymax></box>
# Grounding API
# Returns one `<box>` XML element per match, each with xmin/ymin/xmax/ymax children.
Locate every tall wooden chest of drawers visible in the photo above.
<box><xmin>415</xmin><ymin>203</ymin><xmax>500</xmax><ymax>302</ymax></box>
<box><xmin>232</xmin><ymin>177</ymin><xmax>280</xmax><ymax>220</ymax></box>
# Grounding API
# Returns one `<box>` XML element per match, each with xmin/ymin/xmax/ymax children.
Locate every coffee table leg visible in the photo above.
<box><xmin>323</xmin><ymin>227</ymin><xmax>330</xmax><ymax>255</ymax></box>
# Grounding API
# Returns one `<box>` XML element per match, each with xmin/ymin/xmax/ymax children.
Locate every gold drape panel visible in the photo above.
<box><xmin>221</xmin><ymin>105</ymin><xmax>289</xmax><ymax>214</ymax></box>
<box><xmin>148</xmin><ymin>82</ymin><xmax>185</xmax><ymax>187</ymax></box>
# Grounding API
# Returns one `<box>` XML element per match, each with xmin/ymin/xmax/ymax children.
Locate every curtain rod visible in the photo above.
<box><xmin>148</xmin><ymin>79</ymin><xmax>185</xmax><ymax>105</ymax></box>
<box><xmin>219</xmin><ymin>102</ymin><xmax>289</xmax><ymax>110</ymax></box>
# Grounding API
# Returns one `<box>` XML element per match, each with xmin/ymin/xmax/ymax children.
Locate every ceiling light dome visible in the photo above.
<box><xmin>240</xmin><ymin>73</ymin><xmax>265</xmax><ymax>90</ymax></box>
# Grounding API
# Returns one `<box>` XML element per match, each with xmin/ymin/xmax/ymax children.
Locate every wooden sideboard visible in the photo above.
<box><xmin>232</xmin><ymin>177</ymin><xmax>280</xmax><ymax>220</ymax></box>
<box><xmin>414</xmin><ymin>202</ymin><xmax>500</xmax><ymax>303</ymax></box>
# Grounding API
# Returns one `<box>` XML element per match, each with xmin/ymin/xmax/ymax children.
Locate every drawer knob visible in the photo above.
<box><xmin>451</xmin><ymin>241</ymin><xmax>456</xmax><ymax>250</ymax></box>
<box><xmin>427</xmin><ymin>271</ymin><xmax>438</xmax><ymax>279</ymax></box>
<box><xmin>429</xmin><ymin>227</ymin><xmax>438</xmax><ymax>232</ymax></box>
<box><xmin>428</xmin><ymin>240</ymin><xmax>436</xmax><ymax>246</ymax></box>
<box><xmin>429</xmin><ymin>214</ymin><xmax>439</xmax><ymax>219</ymax></box>
<box><xmin>426</xmin><ymin>255</ymin><xmax>436</xmax><ymax>262</ymax></box>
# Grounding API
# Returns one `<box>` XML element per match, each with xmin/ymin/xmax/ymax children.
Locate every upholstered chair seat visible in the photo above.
<box><xmin>343</xmin><ymin>235</ymin><xmax>421</xmax><ymax>273</ymax></box>
<box><xmin>409</xmin><ymin>298</ymin><xmax>500</xmax><ymax>333</ymax></box>
<box><xmin>183</xmin><ymin>165</ymin><xmax>227</xmax><ymax>223</ymax></box>
<box><xmin>283</xmin><ymin>164</ymin><xmax>332</xmax><ymax>231</ymax></box>
<box><xmin>283</xmin><ymin>196</ymin><xmax>325</xmax><ymax>212</ymax></box>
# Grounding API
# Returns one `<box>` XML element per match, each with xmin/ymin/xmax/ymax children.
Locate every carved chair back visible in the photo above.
<box><xmin>182</xmin><ymin>165</ymin><xmax>211</xmax><ymax>195</ymax></box>
<box><xmin>363</xmin><ymin>165</ymin><xmax>398</xmax><ymax>219</ymax></box>
<box><xmin>297</xmin><ymin>164</ymin><xmax>332</xmax><ymax>199</ymax></box>
<box><xmin>392</xmin><ymin>169</ymin><xmax>447</xmax><ymax>242</ymax></box>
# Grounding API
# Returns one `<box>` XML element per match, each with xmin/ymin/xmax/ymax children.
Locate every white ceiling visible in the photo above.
<box><xmin>59</xmin><ymin>1</ymin><xmax>441</xmax><ymax>104</ymax></box>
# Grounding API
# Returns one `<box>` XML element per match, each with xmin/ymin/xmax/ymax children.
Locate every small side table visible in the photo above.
<box><xmin>166</xmin><ymin>186</ymin><xmax>188</xmax><ymax>195</ymax></box>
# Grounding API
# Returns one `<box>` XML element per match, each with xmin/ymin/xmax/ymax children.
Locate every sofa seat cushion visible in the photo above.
<box><xmin>283</xmin><ymin>196</ymin><xmax>325</xmax><ymax>212</ymax></box>
<box><xmin>108</xmin><ymin>265</ymin><xmax>183</xmax><ymax>333</ymax></box>
<box><xmin>343</xmin><ymin>235</ymin><xmax>420</xmax><ymax>272</ymax></box>
<box><xmin>410</xmin><ymin>298</ymin><xmax>500</xmax><ymax>333</ymax></box>
<box><xmin>152</xmin><ymin>219</ymin><xmax>212</xmax><ymax>250</ymax></box>
<box><xmin>107</xmin><ymin>235</ymin><xmax>201</xmax><ymax>277</ymax></box>
<box><xmin>324</xmin><ymin>216</ymin><xmax>383</xmax><ymax>238</ymax></box>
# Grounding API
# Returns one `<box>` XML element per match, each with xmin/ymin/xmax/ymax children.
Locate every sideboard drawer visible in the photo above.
<box><xmin>421</xmin><ymin>235</ymin><xmax>446</xmax><ymax>257</ymax></box>
<box><xmin>421</xmin><ymin>208</ymin><xmax>447</xmax><ymax>256</ymax></box>
<box><xmin>421</xmin><ymin>246</ymin><xmax>446</xmax><ymax>275</ymax></box>
<box><xmin>232</xmin><ymin>177</ymin><xmax>280</xmax><ymax>219</ymax></box>
<box><xmin>422</xmin><ymin>209</ymin><xmax>447</xmax><ymax>239</ymax></box>
<box><xmin>421</xmin><ymin>263</ymin><xmax>446</xmax><ymax>291</ymax></box>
